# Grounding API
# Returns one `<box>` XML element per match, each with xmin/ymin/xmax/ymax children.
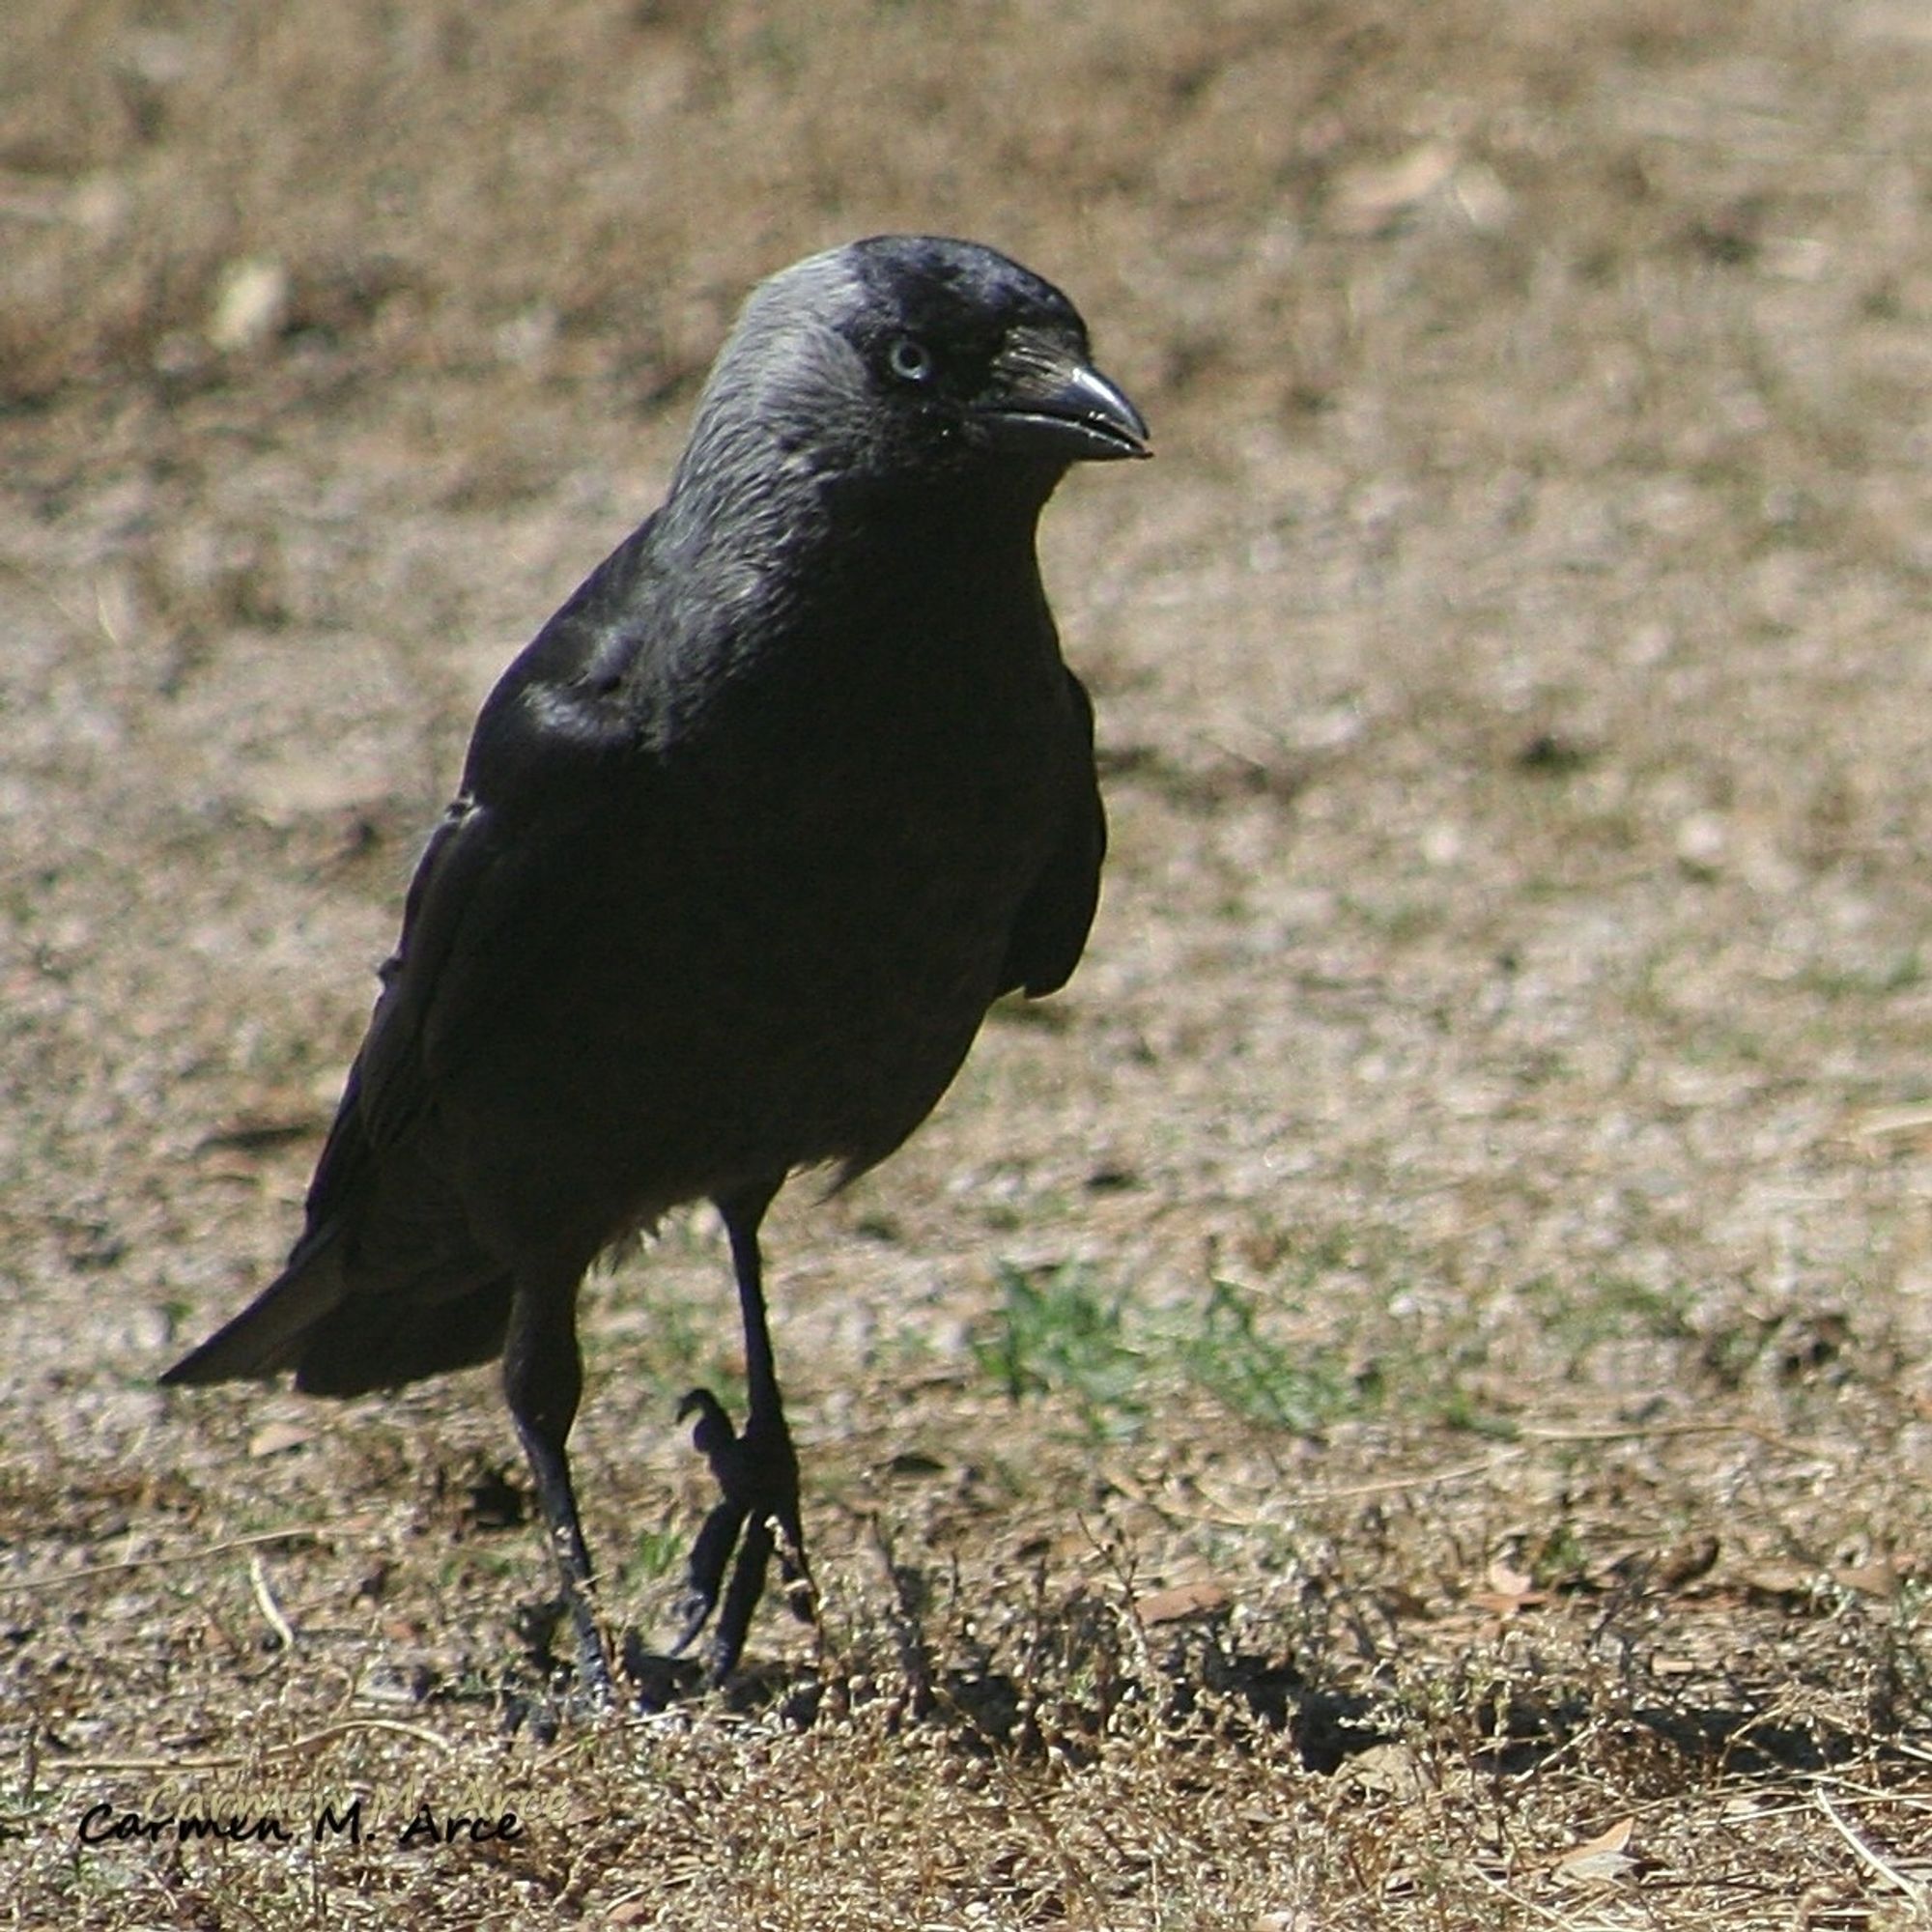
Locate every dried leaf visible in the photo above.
<box><xmin>1554</xmin><ymin>1815</ymin><xmax>1637</xmax><ymax>1886</ymax></box>
<box><xmin>1595</xmin><ymin>1533</ymin><xmax>1720</xmax><ymax>1593</ymax></box>
<box><xmin>1330</xmin><ymin>140</ymin><xmax>1460</xmax><ymax>233</ymax></box>
<box><xmin>1740</xmin><ymin>1560</ymin><xmax>1819</xmax><ymax>1605</ymax></box>
<box><xmin>247</xmin><ymin>1420</ymin><xmax>312</xmax><ymax>1458</ymax></box>
<box><xmin>1345</xmin><ymin>1742</ymin><xmax>1428</xmax><ymax>1800</ymax></box>
<box><xmin>1471</xmin><ymin>1558</ymin><xmax>1547</xmax><ymax>1614</ymax></box>
<box><xmin>1135</xmin><ymin>1581</ymin><xmax>1232</xmax><ymax>1626</ymax></box>
<box><xmin>1654</xmin><ymin>1533</ymin><xmax>1721</xmax><ymax>1589</ymax></box>
<box><xmin>196</xmin><ymin>1105</ymin><xmax>324</xmax><ymax>1154</ymax></box>
<box><xmin>1836</xmin><ymin>1559</ymin><xmax>1909</xmax><ymax>1600</ymax></box>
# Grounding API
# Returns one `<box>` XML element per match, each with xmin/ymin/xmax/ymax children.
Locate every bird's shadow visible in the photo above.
<box><xmin>493</xmin><ymin>1596</ymin><xmax>808</xmax><ymax>1736</ymax></box>
<box><xmin>491</xmin><ymin>1582</ymin><xmax>1385</xmax><ymax>1767</ymax></box>
<box><xmin>479</xmin><ymin>1571</ymin><xmax>1898</xmax><ymax>1806</ymax></box>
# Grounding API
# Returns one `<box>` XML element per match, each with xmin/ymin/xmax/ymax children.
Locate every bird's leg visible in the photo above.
<box><xmin>674</xmin><ymin>1182</ymin><xmax>813</xmax><ymax>1680</ymax></box>
<box><xmin>502</xmin><ymin>1273</ymin><xmax>612</xmax><ymax>1703</ymax></box>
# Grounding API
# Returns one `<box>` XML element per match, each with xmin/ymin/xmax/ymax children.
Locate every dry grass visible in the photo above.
<box><xmin>7</xmin><ymin>0</ymin><xmax>1932</xmax><ymax>1924</ymax></box>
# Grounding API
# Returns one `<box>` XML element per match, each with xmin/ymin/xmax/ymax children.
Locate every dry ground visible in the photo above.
<box><xmin>7</xmin><ymin>1</ymin><xmax>1932</xmax><ymax>1925</ymax></box>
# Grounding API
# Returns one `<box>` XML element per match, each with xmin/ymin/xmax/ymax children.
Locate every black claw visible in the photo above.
<box><xmin>618</xmin><ymin>1632</ymin><xmax>704</xmax><ymax>1710</ymax></box>
<box><xmin>571</xmin><ymin>1619</ymin><xmax>615</xmax><ymax>1705</ymax></box>
<box><xmin>516</xmin><ymin>1589</ymin><xmax>614</xmax><ymax>1703</ymax></box>
<box><xmin>540</xmin><ymin>1527</ymin><xmax>613</xmax><ymax>1702</ymax></box>
<box><xmin>499</xmin><ymin>1671</ymin><xmax>612</xmax><ymax>1738</ymax></box>
<box><xmin>777</xmin><ymin>1540</ymin><xmax>816</xmax><ymax>1626</ymax></box>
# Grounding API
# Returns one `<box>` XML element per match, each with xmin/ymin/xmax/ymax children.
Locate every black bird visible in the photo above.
<box><xmin>162</xmin><ymin>235</ymin><xmax>1149</xmax><ymax>1693</ymax></box>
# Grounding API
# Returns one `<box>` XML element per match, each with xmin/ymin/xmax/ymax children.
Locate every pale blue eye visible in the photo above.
<box><xmin>888</xmin><ymin>335</ymin><xmax>935</xmax><ymax>384</ymax></box>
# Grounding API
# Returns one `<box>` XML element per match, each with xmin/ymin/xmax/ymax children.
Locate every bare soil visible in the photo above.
<box><xmin>6</xmin><ymin>2</ymin><xmax>1932</xmax><ymax>1925</ymax></box>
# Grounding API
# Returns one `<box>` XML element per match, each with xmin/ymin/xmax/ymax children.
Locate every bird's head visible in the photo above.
<box><xmin>671</xmin><ymin>236</ymin><xmax>1149</xmax><ymax>520</ymax></box>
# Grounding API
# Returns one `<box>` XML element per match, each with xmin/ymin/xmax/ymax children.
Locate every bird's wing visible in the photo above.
<box><xmin>311</xmin><ymin>521</ymin><xmax>675</xmax><ymax>1208</ymax></box>
<box><xmin>998</xmin><ymin>668</ymin><xmax>1107</xmax><ymax>999</ymax></box>
<box><xmin>344</xmin><ymin>797</ymin><xmax>504</xmax><ymax>1148</ymax></box>
<box><xmin>161</xmin><ymin>791</ymin><xmax>587</xmax><ymax>1387</ymax></box>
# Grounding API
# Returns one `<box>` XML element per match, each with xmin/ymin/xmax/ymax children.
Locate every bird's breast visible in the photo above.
<box><xmin>439</xmin><ymin>591</ymin><xmax>1084</xmax><ymax>1246</ymax></box>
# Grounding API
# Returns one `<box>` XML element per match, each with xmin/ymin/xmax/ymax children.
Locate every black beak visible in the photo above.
<box><xmin>975</xmin><ymin>336</ymin><xmax>1151</xmax><ymax>464</ymax></box>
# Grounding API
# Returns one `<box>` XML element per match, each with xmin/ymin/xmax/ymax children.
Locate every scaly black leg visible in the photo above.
<box><xmin>503</xmin><ymin>1271</ymin><xmax>612</xmax><ymax>1703</ymax></box>
<box><xmin>673</xmin><ymin>1180</ymin><xmax>814</xmax><ymax>1681</ymax></box>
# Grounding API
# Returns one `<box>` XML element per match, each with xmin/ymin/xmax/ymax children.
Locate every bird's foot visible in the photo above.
<box><xmin>509</xmin><ymin>1588</ymin><xmax>616</xmax><ymax>1719</ymax></box>
<box><xmin>504</xmin><ymin>1601</ymin><xmax>724</xmax><ymax>1732</ymax></box>
<box><xmin>567</xmin><ymin>1604</ymin><xmax>616</xmax><ymax>1707</ymax></box>
<box><xmin>672</xmin><ymin>1387</ymin><xmax>814</xmax><ymax>1681</ymax></box>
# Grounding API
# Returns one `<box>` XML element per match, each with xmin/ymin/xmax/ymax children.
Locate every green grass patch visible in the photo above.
<box><xmin>974</xmin><ymin>1261</ymin><xmax>1370</xmax><ymax>1442</ymax></box>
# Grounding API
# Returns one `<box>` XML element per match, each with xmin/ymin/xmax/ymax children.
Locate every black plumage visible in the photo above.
<box><xmin>163</xmin><ymin>235</ymin><xmax>1149</xmax><ymax>1690</ymax></box>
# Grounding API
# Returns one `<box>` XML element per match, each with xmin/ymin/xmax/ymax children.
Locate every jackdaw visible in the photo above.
<box><xmin>162</xmin><ymin>235</ymin><xmax>1149</xmax><ymax>1694</ymax></box>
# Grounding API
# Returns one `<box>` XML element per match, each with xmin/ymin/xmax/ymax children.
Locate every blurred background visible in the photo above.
<box><xmin>10</xmin><ymin>3</ymin><xmax>1932</xmax><ymax>1921</ymax></box>
<box><xmin>14</xmin><ymin>0</ymin><xmax>1932</xmax><ymax>1386</ymax></box>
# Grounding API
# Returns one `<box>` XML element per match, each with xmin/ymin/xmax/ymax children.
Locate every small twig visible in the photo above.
<box><xmin>867</xmin><ymin>1516</ymin><xmax>936</xmax><ymax>1719</ymax></box>
<box><xmin>1469</xmin><ymin>1860</ymin><xmax>1593</xmax><ymax>1930</ymax></box>
<box><xmin>1518</xmin><ymin>1419</ymin><xmax>1842</xmax><ymax>1461</ymax></box>
<box><xmin>282</xmin><ymin>1718</ymin><xmax>455</xmax><ymax>1759</ymax></box>
<box><xmin>3</xmin><ymin>1525</ymin><xmax>325</xmax><ymax>1594</ymax></box>
<box><xmin>1815</xmin><ymin>1787</ymin><xmax>1928</xmax><ymax>1904</ymax></box>
<box><xmin>1115</xmin><ymin>1411</ymin><xmax>1845</xmax><ymax>1532</ymax></box>
<box><xmin>1301</xmin><ymin>1449</ymin><xmax>1526</xmax><ymax>1504</ymax></box>
<box><xmin>247</xmin><ymin>1552</ymin><xmax>298</xmax><ymax>1650</ymax></box>
<box><xmin>49</xmin><ymin>1719</ymin><xmax>456</xmax><ymax>1776</ymax></box>
<box><xmin>0</xmin><ymin>554</ymin><xmax>97</xmax><ymax>637</ymax></box>
<box><xmin>1806</xmin><ymin>1776</ymin><xmax>1932</xmax><ymax>1817</ymax></box>
<box><xmin>1172</xmin><ymin>1450</ymin><xmax>1526</xmax><ymax>1523</ymax></box>
<box><xmin>933</xmin><ymin>1678</ymin><xmax>1109</xmax><ymax>1925</ymax></box>
<box><xmin>92</xmin><ymin>578</ymin><xmax>128</xmax><ymax>650</ymax></box>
